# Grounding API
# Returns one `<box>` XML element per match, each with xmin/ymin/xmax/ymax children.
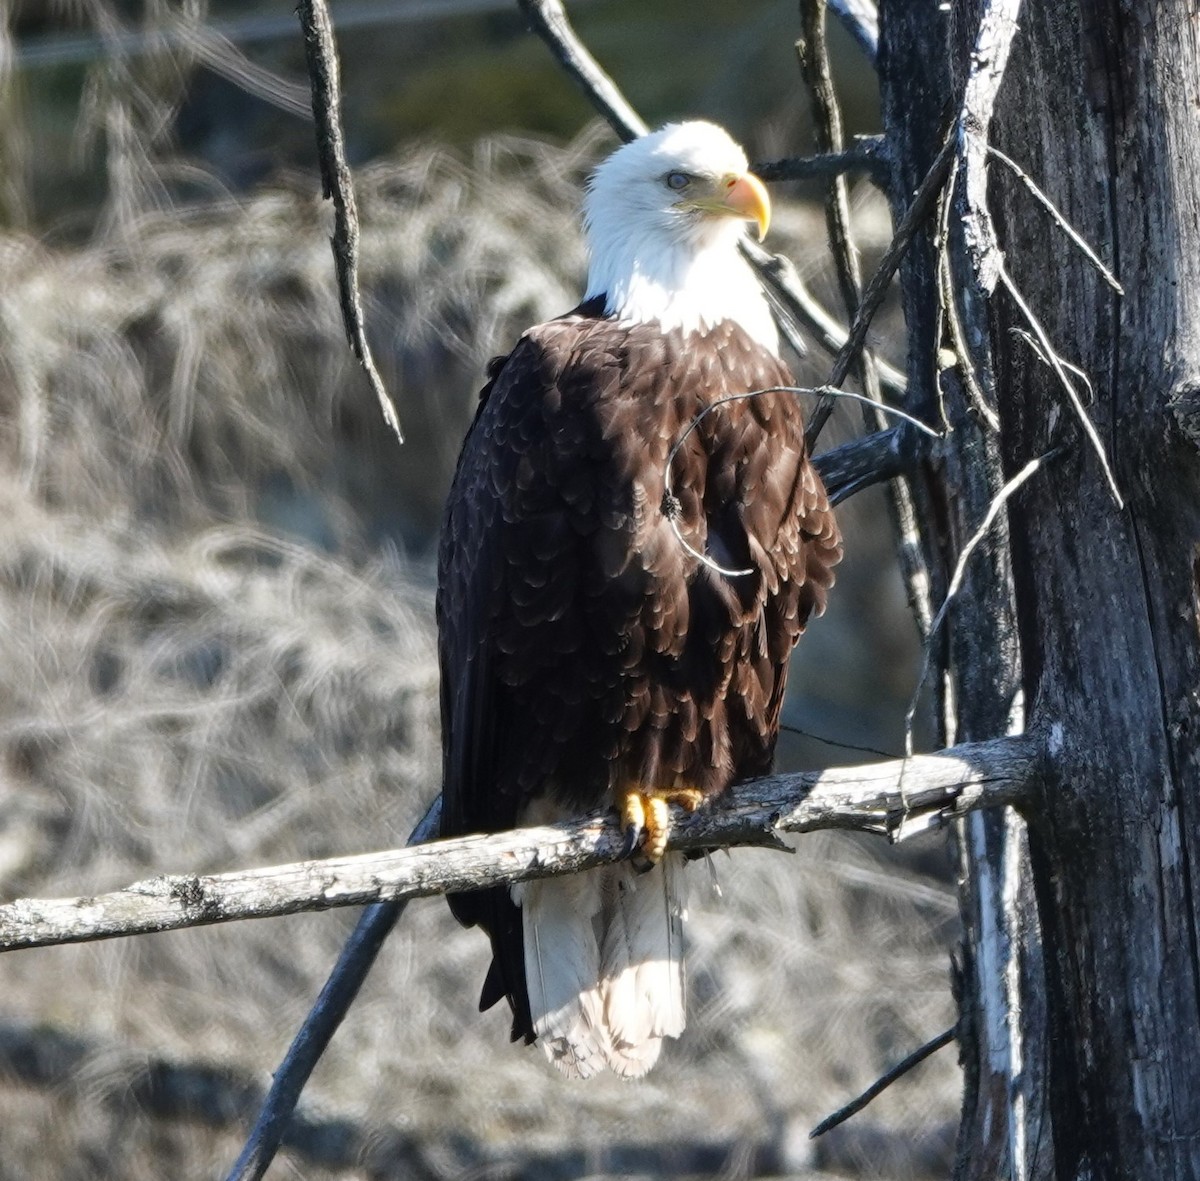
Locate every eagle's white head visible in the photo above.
<box><xmin>583</xmin><ymin>121</ymin><xmax>777</xmax><ymax>353</ymax></box>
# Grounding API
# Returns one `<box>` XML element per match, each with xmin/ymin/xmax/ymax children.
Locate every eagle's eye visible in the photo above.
<box><xmin>664</xmin><ymin>170</ymin><xmax>691</xmax><ymax>192</ymax></box>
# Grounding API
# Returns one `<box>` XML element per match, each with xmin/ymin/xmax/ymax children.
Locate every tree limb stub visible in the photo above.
<box><xmin>0</xmin><ymin>737</ymin><xmax>1038</xmax><ymax>954</ymax></box>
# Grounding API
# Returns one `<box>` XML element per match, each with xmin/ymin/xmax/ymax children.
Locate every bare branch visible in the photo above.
<box><xmin>516</xmin><ymin>0</ymin><xmax>646</xmax><ymax>141</ymax></box>
<box><xmin>297</xmin><ymin>0</ymin><xmax>402</xmax><ymax>441</ymax></box>
<box><xmin>814</xmin><ymin>426</ymin><xmax>919</xmax><ymax>506</ymax></box>
<box><xmin>798</xmin><ymin>0</ymin><xmax>937</xmax><ymax>658</ymax></box>
<box><xmin>0</xmin><ymin>739</ymin><xmax>1038</xmax><ymax>954</ymax></box>
<box><xmin>754</xmin><ymin>136</ymin><xmax>889</xmax><ymax>184</ymax></box>
<box><xmin>1000</xmin><ymin>265</ymin><xmax>1123</xmax><ymax>507</ymax></box>
<box><xmin>987</xmin><ymin>145</ymin><xmax>1122</xmax><ymax>294</ymax></box>
<box><xmin>827</xmin><ymin>0</ymin><xmax>879</xmax><ymax>64</ymax></box>
<box><xmin>806</xmin><ymin>134</ymin><xmax>955</xmax><ymax>446</ymax></box>
<box><xmin>225</xmin><ymin>800</ymin><xmax>441</xmax><ymax>1181</ymax></box>
<box><xmin>742</xmin><ymin>239</ymin><xmax>907</xmax><ymax>396</ymax></box>
<box><xmin>937</xmin><ymin>154</ymin><xmax>1003</xmax><ymax>433</ymax></box>
<box><xmin>810</xmin><ymin>1025</ymin><xmax>956</xmax><ymax>1139</ymax></box>
<box><xmin>904</xmin><ymin>448</ymin><xmax>1064</xmax><ymax>755</ymax></box>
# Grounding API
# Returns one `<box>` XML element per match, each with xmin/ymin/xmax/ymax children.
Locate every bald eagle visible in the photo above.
<box><xmin>438</xmin><ymin>122</ymin><xmax>841</xmax><ymax>1078</ymax></box>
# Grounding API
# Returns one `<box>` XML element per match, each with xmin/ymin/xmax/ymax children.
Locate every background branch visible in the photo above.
<box><xmin>827</xmin><ymin>0</ymin><xmax>879</xmax><ymax>64</ymax></box>
<box><xmin>516</xmin><ymin>0</ymin><xmax>645</xmax><ymax>140</ymax></box>
<box><xmin>1</xmin><ymin>738</ymin><xmax>1038</xmax><ymax>954</ymax></box>
<box><xmin>297</xmin><ymin>0</ymin><xmax>402</xmax><ymax>441</ymax></box>
<box><xmin>225</xmin><ymin>800</ymin><xmax>441</xmax><ymax>1181</ymax></box>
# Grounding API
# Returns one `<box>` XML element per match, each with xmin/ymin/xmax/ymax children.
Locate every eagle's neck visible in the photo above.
<box><xmin>583</xmin><ymin>226</ymin><xmax>779</xmax><ymax>354</ymax></box>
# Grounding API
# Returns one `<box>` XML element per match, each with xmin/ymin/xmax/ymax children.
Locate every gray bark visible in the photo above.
<box><xmin>881</xmin><ymin>0</ymin><xmax>1200</xmax><ymax>1175</ymax></box>
<box><xmin>0</xmin><ymin>739</ymin><xmax>1035</xmax><ymax>952</ymax></box>
<box><xmin>991</xmin><ymin>5</ymin><xmax>1200</xmax><ymax>1176</ymax></box>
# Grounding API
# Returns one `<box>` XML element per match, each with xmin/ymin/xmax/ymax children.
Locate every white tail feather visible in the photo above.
<box><xmin>520</xmin><ymin>872</ymin><xmax>609</xmax><ymax>1079</ymax></box>
<box><xmin>598</xmin><ymin>856</ymin><xmax>687</xmax><ymax>1077</ymax></box>
<box><xmin>518</xmin><ymin>856</ymin><xmax>688</xmax><ymax>1079</ymax></box>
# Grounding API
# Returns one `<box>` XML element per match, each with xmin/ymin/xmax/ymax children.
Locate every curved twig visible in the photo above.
<box><xmin>297</xmin><ymin>0</ymin><xmax>402</xmax><ymax>441</ymax></box>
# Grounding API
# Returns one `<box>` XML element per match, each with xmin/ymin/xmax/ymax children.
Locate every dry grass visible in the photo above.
<box><xmin>0</xmin><ymin>115</ymin><xmax>959</xmax><ymax>1179</ymax></box>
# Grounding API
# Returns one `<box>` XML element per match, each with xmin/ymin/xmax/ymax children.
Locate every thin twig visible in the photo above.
<box><xmin>809</xmin><ymin>1026</ymin><xmax>956</xmax><ymax>1139</ymax></box>
<box><xmin>225</xmin><ymin>800</ymin><xmax>441</xmax><ymax>1181</ymax></box>
<box><xmin>516</xmin><ymin>0</ymin><xmax>646</xmax><ymax>140</ymax></box>
<box><xmin>999</xmin><ymin>265</ymin><xmax>1123</xmax><ymax>506</ymax></box>
<box><xmin>0</xmin><ymin>738</ymin><xmax>1039</xmax><ymax>953</ymax></box>
<box><xmin>938</xmin><ymin>154</ymin><xmax>1002</xmax><ymax>432</ymax></box>
<box><xmin>799</xmin><ymin>1</ymin><xmax>867</xmax><ymax>354</ymax></box>
<box><xmin>987</xmin><ymin>145</ymin><xmax>1122</xmax><ymax>294</ymax></box>
<box><xmin>826</xmin><ymin>0</ymin><xmax>878</xmax><ymax>64</ymax></box>
<box><xmin>1009</xmin><ymin>328</ymin><xmax>1095</xmax><ymax>405</ymax></box>
<box><xmin>806</xmin><ymin>134</ymin><xmax>955</xmax><ymax>447</ymax></box>
<box><xmin>297</xmin><ymin>0</ymin><xmax>402</xmax><ymax>441</ymax></box>
<box><xmin>904</xmin><ymin>447</ymin><xmax>1064</xmax><ymax>756</ymax></box>
<box><xmin>745</xmin><ymin>239</ymin><xmax>907</xmax><ymax>396</ymax></box>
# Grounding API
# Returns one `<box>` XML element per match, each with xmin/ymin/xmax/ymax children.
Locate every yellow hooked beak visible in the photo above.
<box><xmin>691</xmin><ymin>171</ymin><xmax>771</xmax><ymax>241</ymax></box>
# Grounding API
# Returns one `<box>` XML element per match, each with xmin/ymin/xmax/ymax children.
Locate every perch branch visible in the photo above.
<box><xmin>0</xmin><ymin>738</ymin><xmax>1038</xmax><ymax>953</ymax></box>
<box><xmin>225</xmin><ymin>800</ymin><xmax>441</xmax><ymax>1181</ymax></box>
<box><xmin>297</xmin><ymin>0</ymin><xmax>402</xmax><ymax>441</ymax></box>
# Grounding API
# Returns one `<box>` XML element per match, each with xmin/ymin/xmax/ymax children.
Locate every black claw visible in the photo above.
<box><xmin>619</xmin><ymin>823</ymin><xmax>643</xmax><ymax>860</ymax></box>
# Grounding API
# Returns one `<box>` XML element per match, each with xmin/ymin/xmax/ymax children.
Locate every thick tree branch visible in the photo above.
<box><xmin>0</xmin><ymin>738</ymin><xmax>1038</xmax><ymax>954</ymax></box>
<box><xmin>754</xmin><ymin>136</ymin><xmax>889</xmax><ymax>184</ymax></box>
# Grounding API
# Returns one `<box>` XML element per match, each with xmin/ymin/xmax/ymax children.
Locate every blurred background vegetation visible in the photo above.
<box><xmin>0</xmin><ymin>2</ymin><xmax>957</xmax><ymax>1178</ymax></box>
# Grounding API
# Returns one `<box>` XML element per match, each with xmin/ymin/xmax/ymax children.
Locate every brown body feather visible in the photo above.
<box><xmin>437</xmin><ymin>298</ymin><xmax>841</xmax><ymax>1045</ymax></box>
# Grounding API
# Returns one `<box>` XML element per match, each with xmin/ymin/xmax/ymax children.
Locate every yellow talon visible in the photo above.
<box><xmin>620</xmin><ymin>790</ymin><xmax>647</xmax><ymax>846</ymax></box>
<box><xmin>643</xmin><ymin>795</ymin><xmax>670</xmax><ymax>862</ymax></box>
<box><xmin>617</xmin><ymin>786</ymin><xmax>706</xmax><ymax>866</ymax></box>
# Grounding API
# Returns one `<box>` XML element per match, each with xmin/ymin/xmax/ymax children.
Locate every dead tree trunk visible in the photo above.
<box><xmin>995</xmin><ymin>6</ymin><xmax>1200</xmax><ymax>1176</ymax></box>
<box><xmin>882</xmin><ymin>0</ymin><xmax>1200</xmax><ymax>1175</ymax></box>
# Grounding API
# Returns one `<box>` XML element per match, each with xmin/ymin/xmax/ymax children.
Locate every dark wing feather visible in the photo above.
<box><xmin>437</xmin><ymin>310</ymin><xmax>841</xmax><ymax>1042</ymax></box>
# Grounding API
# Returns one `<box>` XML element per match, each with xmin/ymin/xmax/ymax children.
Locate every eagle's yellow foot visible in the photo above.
<box><xmin>618</xmin><ymin>787</ymin><xmax>705</xmax><ymax>867</ymax></box>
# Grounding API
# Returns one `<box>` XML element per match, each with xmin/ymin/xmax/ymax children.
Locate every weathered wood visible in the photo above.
<box><xmin>0</xmin><ymin>739</ymin><xmax>1038</xmax><ymax>953</ymax></box>
<box><xmin>984</xmin><ymin>3</ymin><xmax>1200</xmax><ymax>1176</ymax></box>
<box><xmin>878</xmin><ymin>3</ymin><xmax>1052</xmax><ymax>1175</ymax></box>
